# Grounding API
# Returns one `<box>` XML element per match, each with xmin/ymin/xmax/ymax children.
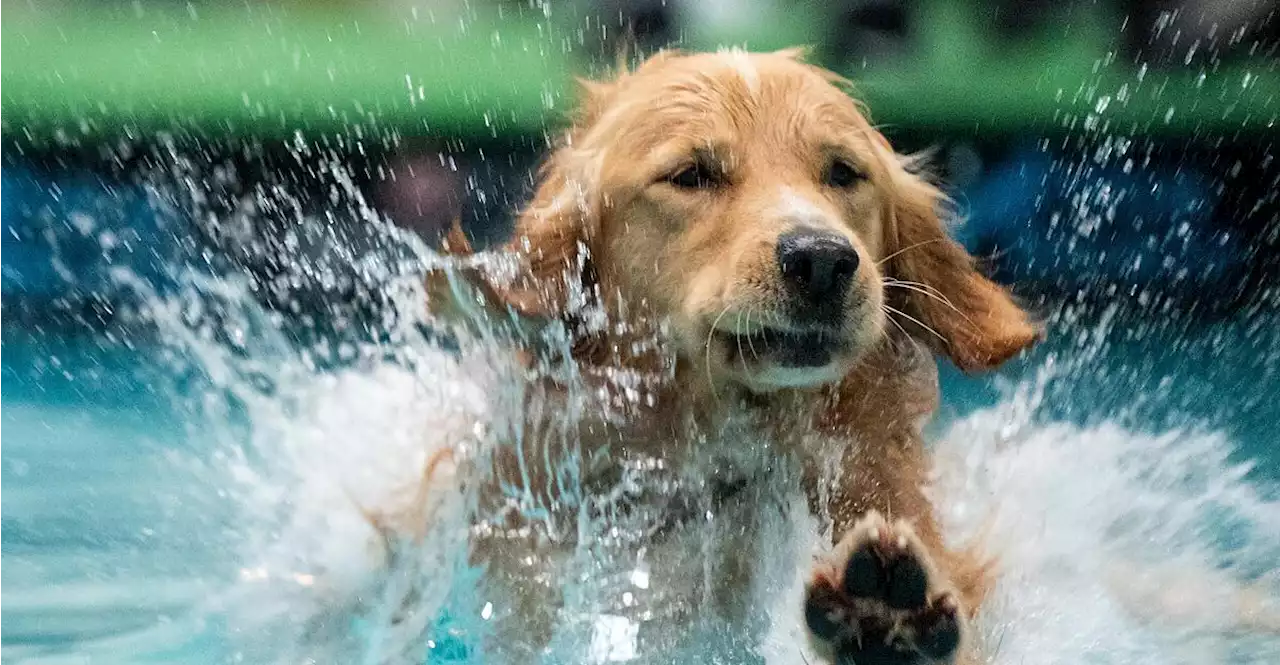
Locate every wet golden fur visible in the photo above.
<box><xmin>426</xmin><ymin>48</ymin><xmax>1039</xmax><ymax>662</ymax></box>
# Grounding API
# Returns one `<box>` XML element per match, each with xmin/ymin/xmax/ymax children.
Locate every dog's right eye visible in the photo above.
<box><xmin>668</xmin><ymin>164</ymin><xmax>719</xmax><ymax>189</ymax></box>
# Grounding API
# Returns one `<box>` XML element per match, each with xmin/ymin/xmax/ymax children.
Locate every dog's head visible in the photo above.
<box><xmin>495</xmin><ymin>49</ymin><xmax>1037</xmax><ymax>393</ymax></box>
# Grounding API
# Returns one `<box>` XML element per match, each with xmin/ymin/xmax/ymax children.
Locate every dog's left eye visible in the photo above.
<box><xmin>668</xmin><ymin>163</ymin><xmax>720</xmax><ymax>189</ymax></box>
<box><xmin>825</xmin><ymin>160</ymin><xmax>864</xmax><ymax>188</ymax></box>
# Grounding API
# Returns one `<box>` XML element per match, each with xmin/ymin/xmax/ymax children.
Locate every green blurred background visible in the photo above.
<box><xmin>4</xmin><ymin>0</ymin><xmax>1275</xmax><ymax>139</ymax></box>
<box><xmin>3</xmin><ymin>0</ymin><xmax>1279</xmax><ymax>318</ymax></box>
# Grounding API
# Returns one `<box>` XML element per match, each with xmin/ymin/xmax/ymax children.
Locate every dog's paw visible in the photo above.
<box><xmin>805</xmin><ymin>511</ymin><xmax>965</xmax><ymax>664</ymax></box>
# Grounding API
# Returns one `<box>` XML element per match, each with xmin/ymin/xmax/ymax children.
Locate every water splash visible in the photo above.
<box><xmin>934</xmin><ymin>412</ymin><xmax>1280</xmax><ymax>664</ymax></box>
<box><xmin>137</xmin><ymin>264</ymin><xmax>1278</xmax><ymax>665</ymax></box>
<box><xmin>12</xmin><ymin>146</ymin><xmax>1277</xmax><ymax>665</ymax></box>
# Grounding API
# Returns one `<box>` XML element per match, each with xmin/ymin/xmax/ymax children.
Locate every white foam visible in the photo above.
<box><xmin>930</xmin><ymin>411</ymin><xmax>1280</xmax><ymax>664</ymax></box>
<box><xmin>210</xmin><ymin>354</ymin><xmax>495</xmax><ymax>662</ymax></box>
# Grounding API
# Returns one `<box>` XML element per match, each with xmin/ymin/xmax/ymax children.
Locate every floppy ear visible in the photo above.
<box><xmin>880</xmin><ymin>149</ymin><xmax>1039</xmax><ymax>372</ymax></box>
<box><xmin>491</xmin><ymin>141</ymin><xmax>603</xmax><ymax>321</ymax></box>
<box><xmin>422</xmin><ymin>142</ymin><xmax>601</xmax><ymax>344</ymax></box>
<box><xmin>493</xmin><ymin>68</ymin><xmax>634</xmax><ymax>322</ymax></box>
<box><xmin>425</xmin><ymin>72</ymin><xmax>613</xmax><ymax>336</ymax></box>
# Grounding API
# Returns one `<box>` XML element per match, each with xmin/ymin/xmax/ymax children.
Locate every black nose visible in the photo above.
<box><xmin>776</xmin><ymin>230</ymin><xmax>860</xmax><ymax>323</ymax></box>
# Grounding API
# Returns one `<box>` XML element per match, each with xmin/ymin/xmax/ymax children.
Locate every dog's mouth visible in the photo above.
<box><xmin>714</xmin><ymin>325</ymin><xmax>846</xmax><ymax>368</ymax></box>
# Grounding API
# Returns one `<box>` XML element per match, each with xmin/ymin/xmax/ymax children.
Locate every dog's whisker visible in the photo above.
<box><xmin>882</xmin><ymin>277</ymin><xmax>957</xmax><ymax>308</ymax></box>
<box><xmin>883</xmin><ymin>278</ymin><xmax>983</xmax><ymax>332</ymax></box>
<box><xmin>734</xmin><ymin>309</ymin><xmax>751</xmax><ymax>374</ymax></box>
<box><xmin>883</xmin><ymin>279</ymin><xmax>945</xmax><ymax>302</ymax></box>
<box><xmin>884</xmin><ymin>308</ymin><xmax>911</xmax><ymax>341</ymax></box>
<box><xmin>882</xmin><ymin>279</ymin><xmax>970</xmax><ymax>319</ymax></box>
<box><xmin>744</xmin><ymin>305</ymin><xmax>762</xmax><ymax>361</ymax></box>
<box><xmin>882</xmin><ymin>277</ymin><xmax>949</xmax><ymax>301</ymax></box>
<box><xmin>876</xmin><ymin>238</ymin><xmax>946</xmax><ymax>266</ymax></box>
<box><xmin>883</xmin><ymin>304</ymin><xmax>947</xmax><ymax>344</ymax></box>
<box><xmin>703</xmin><ymin>304</ymin><xmax>734</xmax><ymax>402</ymax></box>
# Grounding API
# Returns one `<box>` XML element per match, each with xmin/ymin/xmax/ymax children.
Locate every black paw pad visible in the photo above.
<box><xmin>805</xmin><ymin>580</ymin><xmax>848</xmax><ymax>641</ymax></box>
<box><xmin>884</xmin><ymin>551</ymin><xmax>929</xmax><ymax>610</ymax></box>
<box><xmin>840</xmin><ymin>537</ymin><xmax>930</xmax><ymax>610</ymax></box>
<box><xmin>838</xmin><ymin>637</ymin><xmax>916</xmax><ymax>665</ymax></box>
<box><xmin>843</xmin><ymin>545</ymin><xmax>887</xmax><ymax>598</ymax></box>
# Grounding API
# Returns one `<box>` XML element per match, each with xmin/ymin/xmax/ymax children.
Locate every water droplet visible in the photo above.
<box><xmin>630</xmin><ymin>567</ymin><xmax>650</xmax><ymax>589</ymax></box>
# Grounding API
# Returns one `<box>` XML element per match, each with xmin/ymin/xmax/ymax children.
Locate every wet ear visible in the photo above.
<box><xmin>436</xmin><ymin>73</ymin><xmax>613</xmax><ymax>325</ymax></box>
<box><xmin>495</xmin><ymin>146</ymin><xmax>602</xmax><ymax>320</ymax></box>
<box><xmin>880</xmin><ymin>147</ymin><xmax>1039</xmax><ymax>372</ymax></box>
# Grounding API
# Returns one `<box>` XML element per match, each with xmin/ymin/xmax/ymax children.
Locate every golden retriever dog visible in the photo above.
<box><xmin>423</xmin><ymin>48</ymin><xmax>1038</xmax><ymax>664</ymax></box>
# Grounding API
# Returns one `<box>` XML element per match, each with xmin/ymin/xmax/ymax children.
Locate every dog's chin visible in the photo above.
<box><xmin>711</xmin><ymin>326</ymin><xmax>856</xmax><ymax>393</ymax></box>
<box><xmin>738</xmin><ymin>362</ymin><xmax>849</xmax><ymax>392</ymax></box>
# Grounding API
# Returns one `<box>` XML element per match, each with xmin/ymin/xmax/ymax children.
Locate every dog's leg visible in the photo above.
<box><xmin>801</xmin><ymin>437</ymin><xmax>993</xmax><ymax>665</ymax></box>
<box><xmin>424</xmin><ymin>221</ymin><xmax>557</xmax><ymax>346</ymax></box>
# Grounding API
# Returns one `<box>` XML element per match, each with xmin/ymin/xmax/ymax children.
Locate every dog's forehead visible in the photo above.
<box><xmin>637</xmin><ymin>51</ymin><xmax>844</xmax><ymax>101</ymax></box>
<box><xmin>610</xmin><ymin>51</ymin><xmax>867</xmax><ymax>138</ymax></box>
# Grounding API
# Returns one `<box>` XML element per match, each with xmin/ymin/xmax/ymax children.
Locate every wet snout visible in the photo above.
<box><xmin>775</xmin><ymin>229</ymin><xmax>860</xmax><ymax>327</ymax></box>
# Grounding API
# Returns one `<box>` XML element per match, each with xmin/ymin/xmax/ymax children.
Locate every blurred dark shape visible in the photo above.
<box><xmin>956</xmin><ymin>143</ymin><xmax>1260</xmax><ymax>312</ymax></box>
<box><xmin>373</xmin><ymin>144</ymin><xmax>540</xmax><ymax>250</ymax></box>
<box><xmin>620</xmin><ymin>0</ymin><xmax>674</xmax><ymax>43</ymax></box>
<box><xmin>991</xmin><ymin>0</ymin><xmax>1071</xmax><ymax>38</ymax></box>
<box><xmin>581</xmin><ymin>0</ymin><xmax>679</xmax><ymax>61</ymax></box>
<box><xmin>1120</xmin><ymin>0</ymin><xmax>1280</xmax><ymax>67</ymax></box>
<box><xmin>829</xmin><ymin>0</ymin><xmax>914</xmax><ymax>64</ymax></box>
<box><xmin>375</xmin><ymin>150</ymin><xmax>464</xmax><ymax>244</ymax></box>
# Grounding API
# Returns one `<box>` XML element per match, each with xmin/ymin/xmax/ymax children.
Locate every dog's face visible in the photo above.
<box><xmin>592</xmin><ymin>52</ymin><xmax>890</xmax><ymax>391</ymax></box>
<box><xmin>500</xmin><ymin>50</ymin><xmax>1037</xmax><ymax>393</ymax></box>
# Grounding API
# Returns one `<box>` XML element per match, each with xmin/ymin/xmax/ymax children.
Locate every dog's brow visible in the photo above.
<box><xmin>818</xmin><ymin>141</ymin><xmax>871</xmax><ymax>168</ymax></box>
<box><xmin>653</xmin><ymin>141</ymin><xmax>734</xmax><ymax>173</ymax></box>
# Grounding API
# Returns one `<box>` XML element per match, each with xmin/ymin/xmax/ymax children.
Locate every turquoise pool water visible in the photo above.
<box><xmin>5</xmin><ymin>300</ymin><xmax>1279</xmax><ymax>664</ymax></box>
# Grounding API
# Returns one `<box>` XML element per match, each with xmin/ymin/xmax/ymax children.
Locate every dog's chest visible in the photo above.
<box><xmin>575</xmin><ymin>414</ymin><xmax>784</xmax><ymax>534</ymax></box>
<box><xmin>547</xmin><ymin>421</ymin><xmax>802</xmax><ymax>641</ymax></box>
<box><xmin>477</xmin><ymin>389</ymin><xmax>825</xmax><ymax>657</ymax></box>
